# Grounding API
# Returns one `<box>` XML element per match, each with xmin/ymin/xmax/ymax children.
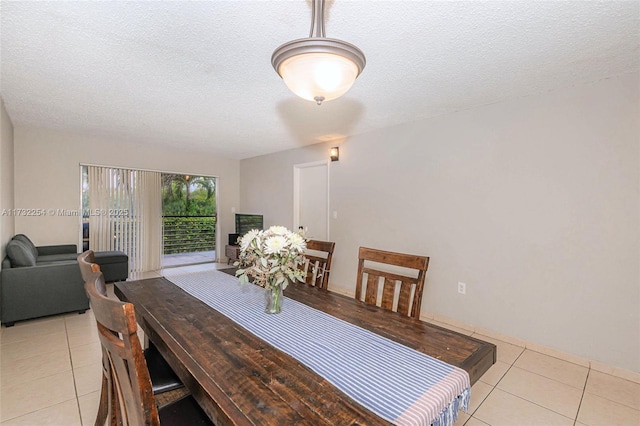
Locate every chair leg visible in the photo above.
<box><xmin>109</xmin><ymin>379</ymin><xmax>120</xmax><ymax>426</ymax></box>
<box><xmin>94</xmin><ymin>373</ymin><xmax>109</xmax><ymax>426</ymax></box>
<box><xmin>97</xmin><ymin>353</ymin><xmax>120</xmax><ymax>426</ymax></box>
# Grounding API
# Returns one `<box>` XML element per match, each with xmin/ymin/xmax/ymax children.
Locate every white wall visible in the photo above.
<box><xmin>13</xmin><ymin>128</ymin><xmax>240</xmax><ymax>259</ymax></box>
<box><xmin>240</xmin><ymin>72</ymin><xmax>640</xmax><ymax>373</ymax></box>
<box><xmin>0</xmin><ymin>98</ymin><xmax>16</xmax><ymax>264</ymax></box>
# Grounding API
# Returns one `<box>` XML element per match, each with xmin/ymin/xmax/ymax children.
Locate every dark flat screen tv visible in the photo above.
<box><xmin>235</xmin><ymin>213</ymin><xmax>264</xmax><ymax>236</ymax></box>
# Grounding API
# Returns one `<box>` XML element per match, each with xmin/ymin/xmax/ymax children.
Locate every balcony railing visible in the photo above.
<box><xmin>163</xmin><ymin>216</ymin><xmax>216</xmax><ymax>255</ymax></box>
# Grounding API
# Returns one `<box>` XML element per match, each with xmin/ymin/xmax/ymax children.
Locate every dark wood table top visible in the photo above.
<box><xmin>115</xmin><ymin>274</ymin><xmax>496</xmax><ymax>425</ymax></box>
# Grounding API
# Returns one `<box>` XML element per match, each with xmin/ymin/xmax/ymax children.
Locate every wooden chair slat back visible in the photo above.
<box><xmin>85</xmin><ymin>271</ymin><xmax>160</xmax><ymax>425</ymax></box>
<box><xmin>355</xmin><ymin>247</ymin><xmax>430</xmax><ymax>319</ymax></box>
<box><xmin>364</xmin><ymin>274</ymin><xmax>379</xmax><ymax>305</ymax></box>
<box><xmin>397</xmin><ymin>281</ymin><xmax>414</xmax><ymax>317</ymax></box>
<box><xmin>78</xmin><ymin>250</ymin><xmax>107</xmax><ymax>296</ymax></box>
<box><xmin>381</xmin><ymin>278</ymin><xmax>396</xmax><ymax>311</ymax></box>
<box><xmin>298</xmin><ymin>240</ymin><xmax>336</xmax><ymax>290</ymax></box>
<box><xmin>77</xmin><ymin>250</ymin><xmax>97</xmax><ymax>282</ymax></box>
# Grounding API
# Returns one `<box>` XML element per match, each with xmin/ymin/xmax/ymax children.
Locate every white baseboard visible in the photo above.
<box><xmin>327</xmin><ymin>284</ymin><xmax>640</xmax><ymax>384</ymax></box>
<box><xmin>422</xmin><ymin>311</ymin><xmax>640</xmax><ymax>384</ymax></box>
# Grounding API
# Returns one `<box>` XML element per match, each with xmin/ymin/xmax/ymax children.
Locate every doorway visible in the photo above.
<box><xmin>293</xmin><ymin>160</ymin><xmax>330</xmax><ymax>241</ymax></box>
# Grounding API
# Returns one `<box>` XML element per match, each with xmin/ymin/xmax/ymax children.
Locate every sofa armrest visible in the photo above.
<box><xmin>1</xmin><ymin>260</ymin><xmax>82</xmax><ymax>284</ymax></box>
<box><xmin>36</xmin><ymin>244</ymin><xmax>78</xmax><ymax>256</ymax></box>
<box><xmin>0</xmin><ymin>261</ymin><xmax>88</xmax><ymax>324</ymax></box>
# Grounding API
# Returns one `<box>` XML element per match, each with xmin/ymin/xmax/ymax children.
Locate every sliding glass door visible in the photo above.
<box><xmin>161</xmin><ymin>174</ymin><xmax>217</xmax><ymax>267</ymax></box>
<box><xmin>81</xmin><ymin>166</ymin><xmax>217</xmax><ymax>274</ymax></box>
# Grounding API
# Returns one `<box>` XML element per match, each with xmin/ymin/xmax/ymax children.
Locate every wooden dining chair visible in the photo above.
<box><xmin>355</xmin><ymin>247</ymin><xmax>430</xmax><ymax>319</ymax></box>
<box><xmin>78</xmin><ymin>251</ymin><xmax>186</xmax><ymax>425</ymax></box>
<box><xmin>78</xmin><ymin>251</ymin><xmax>113</xmax><ymax>425</ymax></box>
<box><xmin>78</xmin><ymin>250</ymin><xmax>103</xmax><ymax>289</ymax></box>
<box><xmin>85</xmin><ymin>271</ymin><xmax>212</xmax><ymax>425</ymax></box>
<box><xmin>299</xmin><ymin>240</ymin><xmax>336</xmax><ymax>289</ymax></box>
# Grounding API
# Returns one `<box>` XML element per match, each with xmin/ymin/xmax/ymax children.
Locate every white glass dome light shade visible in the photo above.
<box><xmin>272</xmin><ymin>38</ymin><xmax>366</xmax><ymax>105</ymax></box>
<box><xmin>278</xmin><ymin>52</ymin><xmax>359</xmax><ymax>104</ymax></box>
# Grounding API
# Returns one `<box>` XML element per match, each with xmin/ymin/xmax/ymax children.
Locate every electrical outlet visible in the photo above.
<box><xmin>458</xmin><ymin>282</ymin><xmax>466</xmax><ymax>295</ymax></box>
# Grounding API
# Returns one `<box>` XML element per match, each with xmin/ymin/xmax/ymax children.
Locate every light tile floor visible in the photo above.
<box><xmin>1</xmin><ymin>263</ymin><xmax>639</xmax><ymax>425</ymax></box>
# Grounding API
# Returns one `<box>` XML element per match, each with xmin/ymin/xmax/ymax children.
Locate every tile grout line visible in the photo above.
<box><xmin>495</xmin><ymin>348</ymin><xmax>583</xmax><ymax>423</ymax></box>
<box><xmin>529</xmin><ymin>348</ymin><xmax>584</xmax><ymax>422</ymax></box>
<box><xmin>493</xmin><ymin>386</ymin><xmax>578</xmax><ymax>423</ymax></box>
<box><xmin>0</xmin><ymin>320</ymin><xmax>80</xmax><ymax>423</ymax></box>
<box><xmin>473</xmin><ymin>348</ymin><xmax>584</xmax><ymax>424</ymax></box>
<box><xmin>506</xmin><ymin>362</ymin><xmax>588</xmax><ymax>391</ymax></box>
<box><xmin>65</xmin><ymin>316</ymin><xmax>85</xmax><ymax>425</ymax></box>
<box><xmin>468</xmin><ymin>349</ymin><xmax>525</xmax><ymax>423</ymax></box>
<box><xmin>572</xmin><ymin>367</ymin><xmax>591</xmax><ymax>426</ymax></box>
<box><xmin>580</xmin><ymin>374</ymin><xmax>640</xmax><ymax>411</ymax></box>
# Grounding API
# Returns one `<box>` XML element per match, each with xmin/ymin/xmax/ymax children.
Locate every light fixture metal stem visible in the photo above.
<box><xmin>309</xmin><ymin>0</ymin><xmax>326</xmax><ymax>38</ymax></box>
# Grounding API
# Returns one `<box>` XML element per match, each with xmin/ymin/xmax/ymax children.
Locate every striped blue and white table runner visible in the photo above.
<box><xmin>165</xmin><ymin>269</ymin><xmax>470</xmax><ymax>426</ymax></box>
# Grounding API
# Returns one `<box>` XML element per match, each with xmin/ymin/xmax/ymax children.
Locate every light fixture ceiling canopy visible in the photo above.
<box><xmin>271</xmin><ymin>0</ymin><xmax>366</xmax><ymax>105</ymax></box>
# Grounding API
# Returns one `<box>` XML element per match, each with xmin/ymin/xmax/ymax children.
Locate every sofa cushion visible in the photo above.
<box><xmin>13</xmin><ymin>234</ymin><xmax>39</xmax><ymax>258</ymax></box>
<box><xmin>35</xmin><ymin>259</ymin><xmax>80</xmax><ymax>267</ymax></box>
<box><xmin>37</xmin><ymin>253</ymin><xmax>79</xmax><ymax>263</ymax></box>
<box><xmin>6</xmin><ymin>239</ymin><xmax>37</xmax><ymax>267</ymax></box>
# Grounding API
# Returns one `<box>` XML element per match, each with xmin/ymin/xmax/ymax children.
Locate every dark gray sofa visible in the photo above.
<box><xmin>1</xmin><ymin>234</ymin><xmax>128</xmax><ymax>326</ymax></box>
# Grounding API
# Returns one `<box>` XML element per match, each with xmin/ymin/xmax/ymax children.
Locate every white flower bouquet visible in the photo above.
<box><xmin>235</xmin><ymin>226</ymin><xmax>307</xmax><ymax>290</ymax></box>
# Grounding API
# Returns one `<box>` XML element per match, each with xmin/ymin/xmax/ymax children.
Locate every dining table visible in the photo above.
<box><xmin>114</xmin><ymin>269</ymin><xmax>496</xmax><ymax>426</ymax></box>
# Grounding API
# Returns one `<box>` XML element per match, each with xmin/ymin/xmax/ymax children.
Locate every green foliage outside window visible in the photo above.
<box><xmin>162</xmin><ymin>174</ymin><xmax>216</xmax><ymax>216</ymax></box>
<box><xmin>162</xmin><ymin>174</ymin><xmax>217</xmax><ymax>254</ymax></box>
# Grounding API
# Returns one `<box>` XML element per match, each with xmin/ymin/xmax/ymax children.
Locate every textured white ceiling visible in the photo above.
<box><xmin>1</xmin><ymin>1</ymin><xmax>638</xmax><ymax>159</ymax></box>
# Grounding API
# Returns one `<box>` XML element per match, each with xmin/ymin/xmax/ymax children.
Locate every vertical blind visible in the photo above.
<box><xmin>88</xmin><ymin>166</ymin><xmax>162</xmax><ymax>274</ymax></box>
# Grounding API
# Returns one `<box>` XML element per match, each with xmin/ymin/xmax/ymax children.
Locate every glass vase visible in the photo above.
<box><xmin>265</xmin><ymin>284</ymin><xmax>283</xmax><ymax>314</ymax></box>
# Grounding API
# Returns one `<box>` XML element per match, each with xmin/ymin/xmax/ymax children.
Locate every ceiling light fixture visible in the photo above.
<box><xmin>271</xmin><ymin>0</ymin><xmax>366</xmax><ymax>105</ymax></box>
